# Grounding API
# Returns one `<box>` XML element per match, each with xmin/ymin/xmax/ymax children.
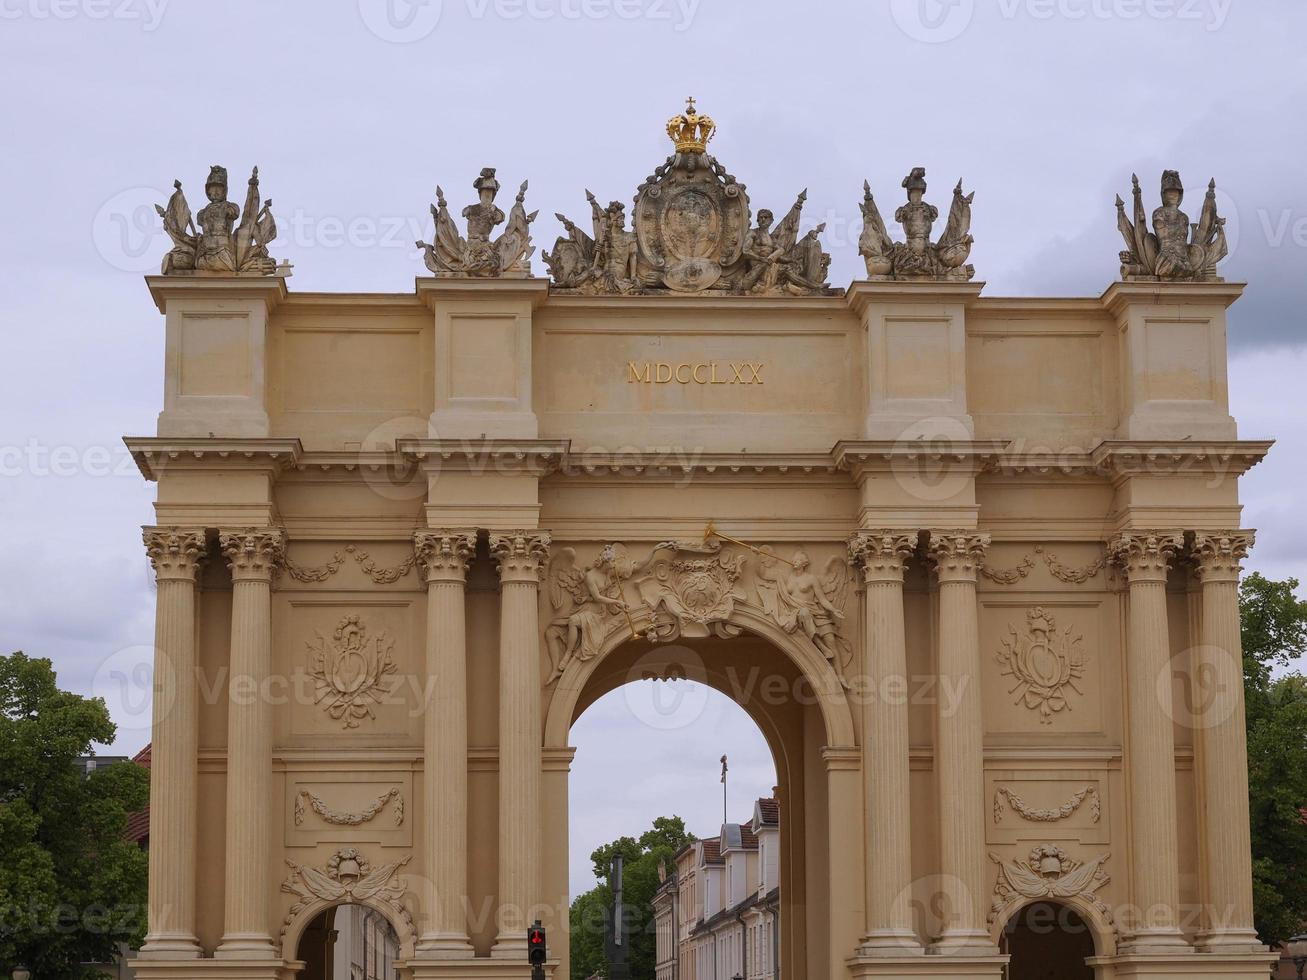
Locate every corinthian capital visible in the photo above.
<box><xmin>414</xmin><ymin>529</ymin><xmax>477</xmax><ymax>583</ymax></box>
<box><xmin>489</xmin><ymin>530</ymin><xmax>551</xmax><ymax>584</ymax></box>
<box><xmin>1190</xmin><ymin>530</ymin><xmax>1255</xmax><ymax>583</ymax></box>
<box><xmin>143</xmin><ymin>526</ymin><xmax>208</xmax><ymax>582</ymax></box>
<box><xmin>1108</xmin><ymin>530</ymin><xmax>1183</xmax><ymax>583</ymax></box>
<box><xmin>219</xmin><ymin>528</ymin><xmax>287</xmax><ymax>582</ymax></box>
<box><xmin>848</xmin><ymin>530</ymin><xmax>917</xmax><ymax>583</ymax></box>
<box><xmin>927</xmin><ymin>530</ymin><xmax>991</xmax><ymax>583</ymax></box>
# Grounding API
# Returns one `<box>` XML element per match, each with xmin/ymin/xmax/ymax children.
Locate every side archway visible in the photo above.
<box><xmin>280</xmin><ymin>895</ymin><xmax>418</xmax><ymax>966</ymax></box>
<box><xmin>991</xmin><ymin>896</ymin><xmax>1116</xmax><ymax>979</ymax></box>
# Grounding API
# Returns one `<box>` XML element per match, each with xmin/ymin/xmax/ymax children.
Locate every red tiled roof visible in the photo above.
<box><xmin>738</xmin><ymin>825</ymin><xmax>758</xmax><ymax>849</ymax></box>
<box><xmin>700</xmin><ymin>839</ymin><xmax>723</xmax><ymax>865</ymax></box>
<box><xmin>126</xmin><ymin>744</ymin><xmax>151</xmax><ymax>844</ymax></box>
<box><xmin>756</xmin><ymin>798</ymin><xmax>779</xmax><ymax>825</ymax></box>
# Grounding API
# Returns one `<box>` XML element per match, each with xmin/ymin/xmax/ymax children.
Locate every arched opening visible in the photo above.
<box><xmin>999</xmin><ymin>901</ymin><xmax>1097</xmax><ymax>980</ymax></box>
<box><xmin>294</xmin><ymin>903</ymin><xmax>402</xmax><ymax>980</ymax></box>
<box><xmin>547</xmin><ymin>625</ymin><xmax>858</xmax><ymax>980</ymax></box>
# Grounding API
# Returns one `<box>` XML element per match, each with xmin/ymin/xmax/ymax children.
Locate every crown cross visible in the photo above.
<box><xmin>667</xmin><ymin>96</ymin><xmax>716</xmax><ymax>155</ymax></box>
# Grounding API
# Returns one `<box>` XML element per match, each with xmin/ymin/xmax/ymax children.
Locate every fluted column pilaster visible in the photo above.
<box><xmin>414</xmin><ymin>530</ymin><xmax>478</xmax><ymax>957</ymax></box>
<box><xmin>215</xmin><ymin>528</ymin><xmax>284</xmax><ymax>959</ymax></box>
<box><xmin>140</xmin><ymin>527</ymin><xmax>207</xmax><ymax>958</ymax></box>
<box><xmin>1110</xmin><ymin>530</ymin><xmax>1191</xmax><ymax>952</ymax></box>
<box><xmin>489</xmin><ymin>530</ymin><xmax>551</xmax><ymax>958</ymax></box>
<box><xmin>927</xmin><ymin>530</ymin><xmax>994</xmax><ymax>953</ymax></box>
<box><xmin>849</xmin><ymin>531</ymin><xmax>922</xmax><ymax>954</ymax></box>
<box><xmin>1191</xmin><ymin>531</ymin><xmax>1262</xmax><ymax>951</ymax></box>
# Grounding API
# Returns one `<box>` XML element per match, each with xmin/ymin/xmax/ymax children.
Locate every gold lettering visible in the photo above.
<box><xmin>627</xmin><ymin>361</ymin><xmax>651</xmax><ymax>384</ymax></box>
<box><xmin>692</xmin><ymin>363</ymin><xmax>709</xmax><ymax>384</ymax></box>
<box><xmin>710</xmin><ymin>363</ymin><xmax>726</xmax><ymax>384</ymax></box>
<box><xmin>675</xmin><ymin>363</ymin><xmax>692</xmax><ymax>384</ymax></box>
<box><xmin>729</xmin><ymin>363</ymin><xmax>747</xmax><ymax>384</ymax></box>
<box><xmin>623</xmin><ymin>361</ymin><xmax>766</xmax><ymax>384</ymax></box>
<box><xmin>747</xmin><ymin>363</ymin><xmax>764</xmax><ymax>384</ymax></box>
<box><xmin>655</xmin><ymin>363</ymin><xmax>673</xmax><ymax>384</ymax></box>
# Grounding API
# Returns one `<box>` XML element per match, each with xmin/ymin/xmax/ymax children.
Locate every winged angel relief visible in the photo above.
<box><xmin>755</xmin><ymin>548</ymin><xmax>852</xmax><ymax>679</ymax></box>
<box><xmin>543</xmin><ymin>539</ymin><xmax>854</xmax><ymax>686</ymax></box>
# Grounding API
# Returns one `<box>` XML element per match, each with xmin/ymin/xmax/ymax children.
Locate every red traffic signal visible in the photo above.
<box><xmin>528</xmin><ymin>921</ymin><xmax>547</xmax><ymax>965</ymax></box>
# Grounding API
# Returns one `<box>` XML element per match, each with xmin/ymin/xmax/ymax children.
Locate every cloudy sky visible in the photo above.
<box><xmin>1</xmin><ymin>0</ymin><xmax>1304</xmax><ymax>897</ymax></box>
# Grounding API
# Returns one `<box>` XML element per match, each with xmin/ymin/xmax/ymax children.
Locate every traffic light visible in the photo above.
<box><xmin>528</xmin><ymin>920</ymin><xmax>547</xmax><ymax>966</ymax></box>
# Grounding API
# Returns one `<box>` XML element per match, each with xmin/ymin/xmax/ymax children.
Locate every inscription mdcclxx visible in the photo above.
<box><xmin>626</xmin><ymin>361</ymin><xmax>765</xmax><ymax>385</ymax></box>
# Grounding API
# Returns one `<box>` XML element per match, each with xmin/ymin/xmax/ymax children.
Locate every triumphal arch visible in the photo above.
<box><xmin>131</xmin><ymin>102</ymin><xmax>1275</xmax><ymax>980</ymax></box>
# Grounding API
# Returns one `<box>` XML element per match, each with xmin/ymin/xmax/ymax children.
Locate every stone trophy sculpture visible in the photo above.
<box><xmin>416</xmin><ymin>167</ymin><xmax>538</xmax><ymax>277</ymax></box>
<box><xmin>1115</xmin><ymin>170</ymin><xmax>1228</xmax><ymax>281</ymax></box>
<box><xmin>156</xmin><ymin>165</ymin><xmax>283</xmax><ymax>276</ymax></box>
<box><xmin>859</xmin><ymin>167</ymin><xmax>976</xmax><ymax>281</ymax></box>
<box><xmin>543</xmin><ymin>98</ymin><xmax>832</xmax><ymax>295</ymax></box>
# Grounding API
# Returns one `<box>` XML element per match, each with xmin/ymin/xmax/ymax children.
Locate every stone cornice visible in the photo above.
<box><xmin>415</xmin><ymin>276</ymin><xmax>549</xmax><ymax>310</ymax></box>
<box><xmin>845</xmin><ymin>279</ymin><xmax>986</xmax><ymax>317</ymax></box>
<box><xmin>145</xmin><ymin>274</ymin><xmax>288</xmax><ymax>315</ymax></box>
<box><xmin>126</xmin><ymin>437</ymin><xmax>304</xmax><ymax>481</ymax></box>
<box><xmin>1089</xmin><ymin>439</ymin><xmax>1272</xmax><ymax>478</ymax></box>
<box><xmin>544</xmin><ymin>291</ymin><xmax>848</xmax><ymax>315</ymax></box>
<box><xmin>1099</xmin><ymin>279</ymin><xmax>1246</xmax><ymax>318</ymax></box>
<box><xmin>834</xmin><ymin>440</ymin><xmax>1009</xmax><ymax>479</ymax></box>
<box><xmin>396</xmin><ymin>439</ymin><xmax>569</xmax><ymax>476</ymax></box>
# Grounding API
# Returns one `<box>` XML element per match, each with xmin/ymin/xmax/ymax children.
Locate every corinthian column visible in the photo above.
<box><xmin>140</xmin><ymin>527</ymin><xmax>207</xmax><ymax>958</ymax></box>
<box><xmin>489</xmin><ymin>530</ymin><xmax>551</xmax><ymax>958</ymax></box>
<box><xmin>414</xmin><ymin>530</ymin><xmax>477</xmax><ymax>957</ymax></box>
<box><xmin>927</xmin><ymin>530</ymin><xmax>994</xmax><ymax>953</ymax></box>
<box><xmin>1191</xmin><ymin>531</ymin><xmax>1262</xmax><ymax>951</ymax></box>
<box><xmin>849</xmin><ymin>531</ymin><xmax>922</xmax><ymax>954</ymax></box>
<box><xmin>1109</xmin><ymin>531</ymin><xmax>1190</xmax><ymax>952</ymax></box>
<box><xmin>215</xmin><ymin>528</ymin><xmax>284</xmax><ymax>960</ymax></box>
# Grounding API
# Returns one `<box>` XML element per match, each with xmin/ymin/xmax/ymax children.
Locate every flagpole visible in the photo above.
<box><xmin>720</xmin><ymin>754</ymin><xmax>728</xmax><ymax>825</ymax></box>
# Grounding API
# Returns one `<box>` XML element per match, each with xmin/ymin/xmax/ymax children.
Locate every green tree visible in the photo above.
<box><xmin>0</xmin><ymin>652</ymin><xmax>150</xmax><ymax>978</ymax></box>
<box><xmin>570</xmin><ymin>816</ymin><xmax>695</xmax><ymax>980</ymax></box>
<box><xmin>1240</xmin><ymin>574</ymin><xmax>1307</xmax><ymax>945</ymax></box>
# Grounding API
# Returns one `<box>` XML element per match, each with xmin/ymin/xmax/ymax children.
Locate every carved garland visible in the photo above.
<box><xmin>993</xmin><ymin>785</ymin><xmax>1100</xmax><ymax>824</ymax></box>
<box><xmin>294</xmin><ymin>788</ymin><xmax>404</xmax><ymax>827</ymax></box>
<box><xmin>285</xmin><ymin>544</ymin><xmax>419</xmax><ymax>584</ymax></box>
<box><xmin>980</xmin><ymin>555</ymin><xmax>1034</xmax><ymax>585</ymax></box>
<box><xmin>1035</xmin><ymin>545</ymin><xmax>1107</xmax><ymax>584</ymax></box>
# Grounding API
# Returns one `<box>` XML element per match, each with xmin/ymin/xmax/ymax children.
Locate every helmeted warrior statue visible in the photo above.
<box><xmin>544</xmin><ymin>99</ymin><xmax>833</xmax><ymax>296</ymax></box>
<box><xmin>1115</xmin><ymin>170</ymin><xmax>1228</xmax><ymax>281</ymax></box>
<box><xmin>859</xmin><ymin>167</ymin><xmax>975</xmax><ymax>281</ymax></box>
<box><xmin>416</xmin><ymin>167</ymin><xmax>538</xmax><ymax>277</ymax></box>
<box><xmin>156</xmin><ymin>165</ymin><xmax>282</xmax><ymax>276</ymax></box>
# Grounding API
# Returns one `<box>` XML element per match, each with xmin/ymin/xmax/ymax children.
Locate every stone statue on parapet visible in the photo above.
<box><xmin>1115</xmin><ymin>170</ymin><xmax>1227</xmax><ymax>281</ymax></box>
<box><xmin>859</xmin><ymin>167</ymin><xmax>975</xmax><ymax>281</ymax></box>
<box><xmin>544</xmin><ymin>98</ymin><xmax>833</xmax><ymax>296</ymax></box>
<box><xmin>740</xmin><ymin>192</ymin><xmax>832</xmax><ymax>295</ymax></box>
<box><xmin>416</xmin><ymin>168</ymin><xmax>538</xmax><ymax>277</ymax></box>
<box><xmin>156</xmin><ymin>165</ymin><xmax>285</xmax><ymax>276</ymax></box>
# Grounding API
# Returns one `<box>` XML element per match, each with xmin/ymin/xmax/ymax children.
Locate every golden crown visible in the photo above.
<box><xmin>666</xmin><ymin>97</ymin><xmax>715</xmax><ymax>154</ymax></box>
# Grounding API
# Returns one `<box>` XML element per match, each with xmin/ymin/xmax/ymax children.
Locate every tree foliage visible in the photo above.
<box><xmin>0</xmin><ymin>652</ymin><xmax>150</xmax><ymax>978</ymax></box>
<box><xmin>1240</xmin><ymin>574</ymin><xmax>1307</xmax><ymax>945</ymax></box>
<box><xmin>570</xmin><ymin>816</ymin><xmax>695</xmax><ymax>980</ymax></box>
